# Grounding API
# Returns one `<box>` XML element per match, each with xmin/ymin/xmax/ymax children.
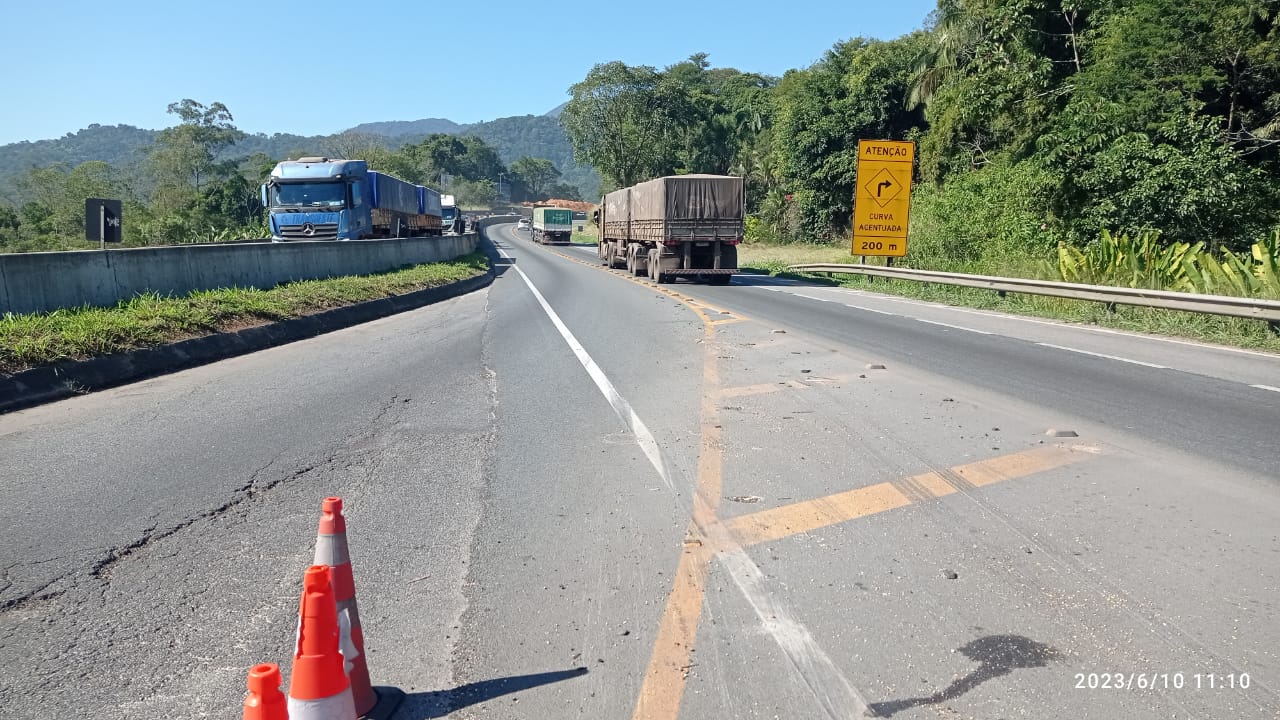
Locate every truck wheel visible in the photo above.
<box><xmin>626</xmin><ymin>251</ymin><xmax>635</xmax><ymax>274</ymax></box>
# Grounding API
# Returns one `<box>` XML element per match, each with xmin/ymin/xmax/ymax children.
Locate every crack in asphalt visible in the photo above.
<box><xmin>409</xmin><ymin>281</ymin><xmax>501</xmax><ymax>719</ymax></box>
<box><xmin>0</xmin><ymin>452</ymin><xmax>325</xmax><ymax>612</ymax></box>
<box><xmin>91</xmin><ymin>454</ymin><xmax>311</xmax><ymax>583</ymax></box>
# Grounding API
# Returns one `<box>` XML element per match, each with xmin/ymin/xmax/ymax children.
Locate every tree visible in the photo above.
<box><xmin>388</xmin><ymin>134</ymin><xmax>507</xmax><ymax>188</ymax></box>
<box><xmin>18</xmin><ymin>161</ymin><xmax>121</xmax><ymax>238</ymax></box>
<box><xmin>454</xmin><ymin>178</ymin><xmax>497</xmax><ymax>208</ymax></box>
<box><xmin>547</xmin><ymin>181</ymin><xmax>584</xmax><ymax>201</ymax></box>
<box><xmin>772</xmin><ymin>37</ymin><xmax>925</xmax><ymax>237</ymax></box>
<box><xmin>561</xmin><ymin>61</ymin><xmax>692</xmax><ymax>187</ymax></box>
<box><xmin>323</xmin><ymin>131</ymin><xmax>388</xmax><ymax>162</ymax></box>
<box><xmin>1032</xmin><ymin>0</ymin><xmax>1280</xmax><ymax>248</ymax></box>
<box><xmin>150</xmin><ymin>100</ymin><xmax>246</xmax><ymax>191</ymax></box>
<box><xmin>199</xmin><ymin>174</ymin><xmax>263</xmax><ymax>228</ymax></box>
<box><xmin>510</xmin><ymin>156</ymin><xmax>561</xmax><ymax>200</ymax></box>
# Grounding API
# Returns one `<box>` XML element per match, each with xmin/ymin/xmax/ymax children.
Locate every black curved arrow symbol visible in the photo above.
<box><xmin>877</xmin><ymin>180</ymin><xmax>893</xmax><ymax>197</ymax></box>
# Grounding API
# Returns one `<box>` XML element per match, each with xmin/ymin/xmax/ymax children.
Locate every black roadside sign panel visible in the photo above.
<box><xmin>85</xmin><ymin>198</ymin><xmax>123</xmax><ymax>243</ymax></box>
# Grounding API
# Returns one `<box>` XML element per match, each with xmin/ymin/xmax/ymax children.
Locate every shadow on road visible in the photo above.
<box><xmin>397</xmin><ymin>667</ymin><xmax>589</xmax><ymax>719</ymax></box>
<box><xmin>868</xmin><ymin>634</ymin><xmax>1060</xmax><ymax>717</ymax></box>
<box><xmin>480</xmin><ymin>235</ymin><xmax>515</xmax><ymax>279</ymax></box>
<box><xmin>731</xmin><ymin>270</ymin><xmax>844</xmax><ymax>288</ymax></box>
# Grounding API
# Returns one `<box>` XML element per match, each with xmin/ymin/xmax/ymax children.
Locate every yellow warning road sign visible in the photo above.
<box><xmin>853</xmin><ymin>139</ymin><xmax>914</xmax><ymax>257</ymax></box>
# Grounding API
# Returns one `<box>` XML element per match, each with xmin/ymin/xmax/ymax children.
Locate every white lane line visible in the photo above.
<box><xmin>845</xmin><ymin>304</ymin><xmax>897</xmax><ymax>316</ymax></box>
<box><xmin>916</xmin><ymin>318</ymin><xmax>993</xmax><ymax>335</ymax></box>
<box><xmin>1037</xmin><ymin>343</ymin><xmax>1169</xmax><ymax>369</ymax></box>
<box><xmin>495</xmin><ymin>246</ymin><xmax>672</xmax><ymax>490</ymax></box>
<box><xmin>837</xmin><ymin>288</ymin><xmax>1280</xmax><ymax>359</ymax></box>
<box><xmin>1251</xmin><ymin>384</ymin><xmax>1280</xmax><ymax>393</ymax></box>
<box><xmin>757</xmin><ymin>283</ymin><xmax>1280</xmax><ymax>360</ymax></box>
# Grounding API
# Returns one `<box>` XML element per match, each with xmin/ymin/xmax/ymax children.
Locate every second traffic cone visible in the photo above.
<box><xmin>288</xmin><ymin>565</ymin><xmax>356</xmax><ymax>720</ymax></box>
<box><xmin>313</xmin><ymin>497</ymin><xmax>375</xmax><ymax>716</ymax></box>
<box><xmin>244</xmin><ymin>663</ymin><xmax>288</xmax><ymax>720</ymax></box>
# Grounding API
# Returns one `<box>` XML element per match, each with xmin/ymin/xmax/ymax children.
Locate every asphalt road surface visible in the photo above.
<box><xmin>1</xmin><ymin>224</ymin><xmax>1277</xmax><ymax>719</ymax></box>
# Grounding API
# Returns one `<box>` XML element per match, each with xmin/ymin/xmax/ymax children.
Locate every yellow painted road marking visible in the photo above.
<box><xmin>634</xmin><ymin>284</ymin><xmax>724</xmax><ymax>720</ymax></box>
<box><xmin>505</xmin><ymin>230</ymin><xmax>1100</xmax><ymax>719</ymax></box>
<box><xmin>717</xmin><ymin>373</ymin><xmax>860</xmax><ymax>400</ymax></box>
<box><xmin>724</xmin><ymin>445</ymin><xmax>1092</xmax><ymax>547</ymax></box>
<box><xmin>727</xmin><ymin>483</ymin><xmax>913</xmax><ymax>546</ymax></box>
<box><xmin>633</xmin><ymin>542</ymin><xmax>711</xmax><ymax>720</ymax></box>
<box><xmin>718</xmin><ymin>382</ymin><xmax>789</xmax><ymax>399</ymax></box>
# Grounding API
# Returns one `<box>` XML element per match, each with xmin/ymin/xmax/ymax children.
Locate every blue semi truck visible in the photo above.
<box><xmin>262</xmin><ymin>157</ymin><xmax>443</xmax><ymax>241</ymax></box>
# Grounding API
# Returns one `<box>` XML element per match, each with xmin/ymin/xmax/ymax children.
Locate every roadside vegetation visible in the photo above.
<box><xmin>0</xmin><ymin>100</ymin><xmax>582</xmax><ymax>253</ymax></box>
<box><xmin>570</xmin><ymin>228</ymin><xmax>598</xmax><ymax>245</ymax></box>
<box><xmin>561</xmin><ymin>0</ymin><xmax>1280</xmax><ymax>337</ymax></box>
<box><xmin>0</xmin><ymin>253</ymin><xmax>488</xmax><ymax>374</ymax></box>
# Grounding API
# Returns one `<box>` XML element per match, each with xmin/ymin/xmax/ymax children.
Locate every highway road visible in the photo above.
<box><xmin>1</xmin><ymin>223</ymin><xmax>1277</xmax><ymax>719</ymax></box>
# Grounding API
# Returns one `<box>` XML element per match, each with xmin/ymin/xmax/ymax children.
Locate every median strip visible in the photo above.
<box><xmin>0</xmin><ymin>253</ymin><xmax>488</xmax><ymax>375</ymax></box>
<box><xmin>0</xmin><ymin>253</ymin><xmax>490</xmax><ymax>412</ymax></box>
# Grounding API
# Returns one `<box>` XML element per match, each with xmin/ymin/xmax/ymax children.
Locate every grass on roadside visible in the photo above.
<box><xmin>737</xmin><ymin>243</ymin><xmax>854</xmax><ymax>276</ymax></box>
<box><xmin>570</xmin><ymin>231</ymin><xmax>598</xmax><ymax>245</ymax></box>
<box><xmin>0</xmin><ymin>253</ymin><xmax>489</xmax><ymax>375</ymax></box>
<box><xmin>737</xmin><ymin>242</ymin><xmax>1280</xmax><ymax>353</ymax></box>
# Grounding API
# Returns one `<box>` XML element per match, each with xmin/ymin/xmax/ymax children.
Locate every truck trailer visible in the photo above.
<box><xmin>262</xmin><ymin>157</ymin><xmax>443</xmax><ymax>241</ymax></box>
<box><xmin>532</xmin><ymin>207</ymin><xmax>573</xmax><ymax>244</ymax></box>
<box><xmin>598</xmin><ymin>174</ymin><xmax>743</xmax><ymax>284</ymax></box>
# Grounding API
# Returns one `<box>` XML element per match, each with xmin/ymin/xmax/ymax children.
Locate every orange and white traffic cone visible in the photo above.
<box><xmin>244</xmin><ymin>663</ymin><xmax>288</xmax><ymax>720</ymax></box>
<box><xmin>313</xmin><ymin>497</ymin><xmax>386</xmax><ymax>717</ymax></box>
<box><xmin>288</xmin><ymin>565</ymin><xmax>357</xmax><ymax>720</ymax></box>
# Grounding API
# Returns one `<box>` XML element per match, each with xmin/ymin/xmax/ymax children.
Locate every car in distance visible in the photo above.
<box><xmin>516</xmin><ymin>218</ymin><xmax>531</xmax><ymax>231</ymax></box>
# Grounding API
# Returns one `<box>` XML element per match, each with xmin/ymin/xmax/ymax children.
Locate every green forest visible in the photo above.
<box><xmin>561</xmin><ymin>0</ymin><xmax>1280</xmax><ymax>293</ymax></box>
<box><xmin>4</xmin><ymin>0</ymin><xmax>1278</xmax><ymax>297</ymax></box>
<box><xmin>0</xmin><ymin>106</ymin><xmax>589</xmax><ymax>253</ymax></box>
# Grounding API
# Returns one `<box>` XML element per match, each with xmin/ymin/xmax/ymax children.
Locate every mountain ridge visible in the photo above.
<box><xmin>0</xmin><ymin>112</ymin><xmax>597</xmax><ymax>201</ymax></box>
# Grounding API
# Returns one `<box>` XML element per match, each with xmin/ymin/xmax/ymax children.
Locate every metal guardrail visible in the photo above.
<box><xmin>787</xmin><ymin>263</ymin><xmax>1280</xmax><ymax>323</ymax></box>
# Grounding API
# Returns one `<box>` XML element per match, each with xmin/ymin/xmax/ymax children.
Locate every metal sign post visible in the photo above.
<box><xmin>86</xmin><ymin>198</ymin><xmax>123</xmax><ymax>248</ymax></box>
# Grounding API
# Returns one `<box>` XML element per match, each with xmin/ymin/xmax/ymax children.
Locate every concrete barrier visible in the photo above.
<box><xmin>0</xmin><ymin>234</ymin><xmax>479</xmax><ymax>315</ymax></box>
<box><xmin>473</xmin><ymin>215</ymin><xmax>519</xmax><ymax>233</ymax></box>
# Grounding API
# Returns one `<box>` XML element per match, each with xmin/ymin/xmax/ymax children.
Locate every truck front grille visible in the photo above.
<box><xmin>279</xmin><ymin>222</ymin><xmax>339</xmax><ymax>241</ymax></box>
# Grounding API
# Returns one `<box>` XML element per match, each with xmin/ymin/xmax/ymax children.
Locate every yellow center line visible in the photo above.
<box><xmin>632</xmin><ymin>540</ymin><xmax>711</xmax><ymax>720</ymax></box>
<box><xmin>633</xmin><ymin>294</ymin><xmax>724</xmax><ymax>720</ymax></box>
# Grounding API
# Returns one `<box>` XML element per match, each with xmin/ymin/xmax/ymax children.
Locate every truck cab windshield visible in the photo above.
<box><xmin>270</xmin><ymin>182</ymin><xmax>347</xmax><ymax>209</ymax></box>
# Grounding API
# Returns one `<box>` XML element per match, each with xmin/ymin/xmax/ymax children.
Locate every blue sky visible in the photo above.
<box><xmin>3</xmin><ymin>0</ymin><xmax>937</xmax><ymax>145</ymax></box>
